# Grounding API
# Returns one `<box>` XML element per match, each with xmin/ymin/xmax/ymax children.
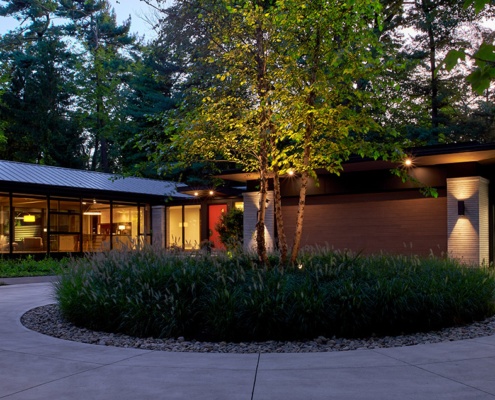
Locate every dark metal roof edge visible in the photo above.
<box><xmin>407</xmin><ymin>142</ymin><xmax>495</xmax><ymax>157</ymax></box>
<box><xmin>0</xmin><ymin>160</ymin><xmax>192</xmax><ymax>199</ymax></box>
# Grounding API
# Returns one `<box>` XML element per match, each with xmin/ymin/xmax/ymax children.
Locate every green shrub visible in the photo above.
<box><xmin>55</xmin><ymin>247</ymin><xmax>495</xmax><ymax>341</ymax></box>
<box><xmin>215</xmin><ymin>208</ymin><xmax>243</xmax><ymax>251</ymax></box>
<box><xmin>0</xmin><ymin>256</ymin><xmax>69</xmax><ymax>277</ymax></box>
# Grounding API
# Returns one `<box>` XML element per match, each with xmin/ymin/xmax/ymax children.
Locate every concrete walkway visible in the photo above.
<box><xmin>2</xmin><ymin>283</ymin><xmax>495</xmax><ymax>400</ymax></box>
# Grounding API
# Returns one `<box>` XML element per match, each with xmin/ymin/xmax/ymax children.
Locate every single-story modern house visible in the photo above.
<box><xmin>219</xmin><ymin>142</ymin><xmax>495</xmax><ymax>265</ymax></box>
<box><xmin>0</xmin><ymin>161</ymin><xmax>183</xmax><ymax>255</ymax></box>
<box><xmin>2</xmin><ymin>142</ymin><xmax>495</xmax><ymax>265</ymax></box>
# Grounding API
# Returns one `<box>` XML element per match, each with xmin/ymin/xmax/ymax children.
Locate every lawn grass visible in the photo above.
<box><xmin>55</xmin><ymin>247</ymin><xmax>495</xmax><ymax>342</ymax></box>
<box><xmin>0</xmin><ymin>256</ymin><xmax>69</xmax><ymax>278</ymax></box>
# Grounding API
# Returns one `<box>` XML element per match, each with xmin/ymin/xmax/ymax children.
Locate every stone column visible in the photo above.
<box><xmin>243</xmin><ymin>191</ymin><xmax>275</xmax><ymax>253</ymax></box>
<box><xmin>151</xmin><ymin>205</ymin><xmax>166</xmax><ymax>248</ymax></box>
<box><xmin>447</xmin><ymin>177</ymin><xmax>489</xmax><ymax>265</ymax></box>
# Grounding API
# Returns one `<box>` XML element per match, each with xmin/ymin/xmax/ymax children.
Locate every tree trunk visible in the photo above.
<box><xmin>272</xmin><ymin>165</ymin><xmax>288</xmax><ymax>265</ymax></box>
<box><xmin>290</xmin><ymin>160</ymin><xmax>309</xmax><ymax>265</ymax></box>
<box><xmin>254</xmin><ymin>19</ymin><xmax>270</xmax><ymax>267</ymax></box>
<box><xmin>290</xmin><ymin>26</ymin><xmax>320</xmax><ymax>264</ymax></box>
<box><xmin>256</xmin><ymin>141</ymin><xmax>269</xmax><ymax>266</ymax></box>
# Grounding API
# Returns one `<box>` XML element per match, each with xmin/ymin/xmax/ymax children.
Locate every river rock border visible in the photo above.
<box><xmin>21</xmin><ymin>304</ymin><xmax>495</xmax><ymax>353</ymax></box>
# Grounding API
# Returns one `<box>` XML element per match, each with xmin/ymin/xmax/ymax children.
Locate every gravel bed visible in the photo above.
<box><xmin>21</xmin><ymin>304</ymin><xmax>495</xmax><ymax>353</ymax></box>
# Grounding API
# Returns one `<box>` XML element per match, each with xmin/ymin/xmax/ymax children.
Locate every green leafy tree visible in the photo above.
<box><xmin>444</xmin><ymin>0</ymin><xmax>495</xmax><ymax>94</ymax></box>
<box><xmin>60</xmin><ymin>0</ymin><xmax>136</xmax><ymax>172</ymax></box>
<box><xmin>155</xmin><ymin>0</ymin><xmax>402</xmax><ymax>265</ymax></box>
<box><xmin>398</xmin><ymin>0</ymin><xmax>486</xmax><ymax>143</ymax></box>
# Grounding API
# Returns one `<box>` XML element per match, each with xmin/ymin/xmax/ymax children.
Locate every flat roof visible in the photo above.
<box><xmin>216</xmin><ymin>142</ymin><xmax>495</xmax><ymax>182</ymax></box>
<box><xmin>0</xmin><ymin>160</ymin><xmax>191</xmax><ymax>199</ymax></box>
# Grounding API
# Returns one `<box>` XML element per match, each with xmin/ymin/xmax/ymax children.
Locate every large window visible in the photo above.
<box><xmin>167</xmin><ymin>205</ymin><xmax>201</xmax><ymax>250</ymax></box>
<box><xmin>50</xmin><ymin>198</ymin><xmax>81</xmax><ymax>252</ymax></box>
<box><xmin>82</xmin><ymin>200</ymin><xmax>111</xmax><ymax>251</ymax></box>
<box><xmin>12</xmin><ymin>195</ymin><xmax>48</xmax><ymax>253</ymax></box>
<box><xmin>0</xmin><ymin>194</ymin><xmax>152</xmax><ymax>254</ymax></box>
<box><xmin>0</xmin><ymin>194</ymin><xmax>10</xmax><ymax>253</ymax></box>
<box><xmin>112</xmin><ymin>203</ymin><xmax>138</xmax><ymax>250</ymax></box>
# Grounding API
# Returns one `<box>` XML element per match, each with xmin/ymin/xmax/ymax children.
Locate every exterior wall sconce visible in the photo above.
<box><xmin>458</xmin><ymin>200</ymin><xmax>465</xmax><ymax>216</ymax></box>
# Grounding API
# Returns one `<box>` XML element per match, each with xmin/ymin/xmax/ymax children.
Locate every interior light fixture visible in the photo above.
<box><xmin>23</xmin><ymin>214</ymin><xmax>36</xmax><ymax>222</ymax></box>
<box><xmin>457</xmin><ymin>200</ymin><xmax>465</xmax><ymax>216</ymax></box>
<box><xmin>83</xmin><ymin>211</ymin><xmax>102</xmax><ymax>216</ymax></box>
<box><xmin>118</xmin><ymin>225</ymin><xmax>126</xmax><ymax>231</ymax></box>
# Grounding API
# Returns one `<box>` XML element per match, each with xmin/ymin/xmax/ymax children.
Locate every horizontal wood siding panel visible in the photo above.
<box><xmin>282</xmin><ymin>192</ymin><xmax>447</xmax><ymax>257</ymax></box>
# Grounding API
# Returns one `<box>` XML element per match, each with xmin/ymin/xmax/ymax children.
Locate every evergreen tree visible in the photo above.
<box><xmin>0</xmin><ymin>0</ymin><xmax>85</xmax><ymax>166</ymax></box>
<box><xmin>60</xmin><ymin>0</ymin><xmax>136</xmax><ymax>172</ymax></box>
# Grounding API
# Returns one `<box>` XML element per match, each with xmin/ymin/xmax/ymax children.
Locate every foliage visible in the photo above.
<box><xmin>152</xmin><ymin>0</ymin><xmax>405</xmax><ymax>264</ymax></box>
<box><xmin>56</xmin><ymin>247</ymin><xmax>495</xmax><ymax>341</ymax></box>
<box><xmin>0</xmin><ymin>4</ymin><xmax>86</xmax><ymax>167</ymax></box>
<box><xmin>396</xmin><ymin>0</ymin><xmax>489</xmax><ymax>144</ymax></box>
<box><xmin>0</xmin><ymin>256</ymin><xmax>69</xmax><ymax>278</ymax></box>
<box><xmin>444</xmin><ymin>0</ymin><xmax>495</xmax><ymax>94</ymax></box>
<box><xmin>215</xmin><ymin>207</ymin><xmax>243</xmax><ymax>251</ymax></box>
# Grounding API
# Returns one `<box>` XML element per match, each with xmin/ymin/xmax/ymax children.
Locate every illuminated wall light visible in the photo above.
<box><xmin>209</xmin><ymin>190</ymin><xmax>214</xmax><ymax>196</ymax></box>
<box><xmin>288</xmin><ymin>169</ymin><xmax>295</xmax><ymax>176</ymax></box>
<box><xmin>194</xmin><ymin>192</ymin><xmax>199</xmax><ymax>197</ymax></box>
<box><xmin>404</xmin><ymin>158</ymin><xmax>413</xmax><ymax>167</ymax></box>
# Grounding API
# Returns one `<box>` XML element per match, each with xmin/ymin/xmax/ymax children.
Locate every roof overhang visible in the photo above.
<box><xmin>216</xmin><ymin>143</ymin><xmax>495</xmax><ymax>182</ymax></box>
<box><xmin>177</xmin><ymin>185</ymin><xmax>245</xmax><ymax>198</ymax></box>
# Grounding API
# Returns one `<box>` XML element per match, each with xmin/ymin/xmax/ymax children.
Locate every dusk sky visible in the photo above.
<box><xmin>0</xmin><ymin>0</ymin><xmax>160</xmax><ymax>40</ymax></box>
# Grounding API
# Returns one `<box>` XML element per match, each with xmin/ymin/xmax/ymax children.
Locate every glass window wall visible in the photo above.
<box><xmin>12</xmin><ymin>195</ymin><xmax>48</xmax><ymax>253</ymax></box>
<box><xmin>0</xmin><ymin>194</ymin><xmax>10</xmax><ymax>253</ymax></box>
<box><xmin>82</xmin><ymin>200</ymin><xmax>111</xmax><ymax>251</ymax></box>
<box><xmin>166</xmin><ymin>205</ymin><xmax>201</xmax><ymax>250</ymax></box>
<box><xmin>50</xmin><ymin>198</ymin><xmax>81</xmax><ymax>253</ymax></box>
<box><xmin>112</xmin><ymin>203</ymin><xmax>138</xmax><ymax>250</ymax></box>
<box><xmin>0</xmin><ymin>193</ymin><xmax>153</xmax><ymax>255</ymax></box>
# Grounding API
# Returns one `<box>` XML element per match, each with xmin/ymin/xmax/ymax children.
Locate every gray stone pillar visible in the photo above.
<box><xmin>447</xmin><ymin>177</ymin><xmax>489</xmax><ymax>265</ymax></box>
<box><xmin>152</xmin><ymin>206</ymin><xmax>166</xmax><ymax>248</ymax></box>
<box><xmin>243</xmin><ymin>191</ymin><xmax>275</xmax><ymax>253</ymax></box>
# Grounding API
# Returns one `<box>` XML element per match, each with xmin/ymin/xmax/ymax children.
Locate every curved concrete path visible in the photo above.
<box><xmin>2</xmin><ymin>283</ymin><xmax>495</xmax><ymax>400</ymax></box>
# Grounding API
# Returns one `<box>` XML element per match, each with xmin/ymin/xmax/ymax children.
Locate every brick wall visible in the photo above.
<box><xmin>281</xmin><ymin>191</ymin><xmax>447</xmax><ymax>257</ymax></box>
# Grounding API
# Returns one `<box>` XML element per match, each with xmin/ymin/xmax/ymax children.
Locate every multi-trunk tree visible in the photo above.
<box><xmin>154</xmin><ymin>0</ymin><xmax>403</xmax><ymax>265</ymax></box>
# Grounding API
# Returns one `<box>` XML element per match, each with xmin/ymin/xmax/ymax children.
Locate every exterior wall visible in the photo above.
<box><xmin>281</xmin><ymin>191</ymin><xmax>447</xmax><ymax>257</ymax></box>
<box><xmin>447</xmin><ymin>177</ymin><xmax>490</xmax><ymax>265</ymax></box>
<box><xmin>243</xmin><ymin>191</ymin><xmax>275</xmax><ymax>252</ymax></box>
<box><xmin>151</xmin><ymin>206</ymin><xmax>165</xmax><ymax>248</ymax></box>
